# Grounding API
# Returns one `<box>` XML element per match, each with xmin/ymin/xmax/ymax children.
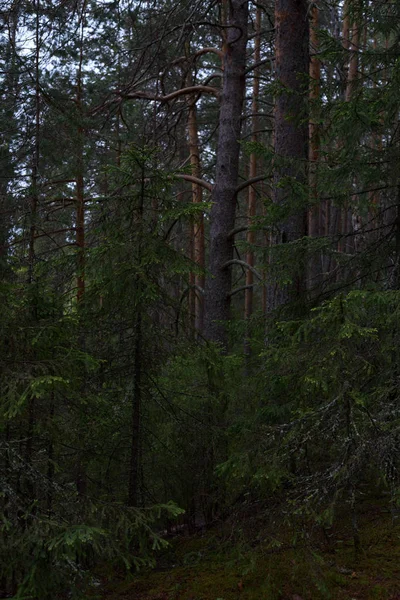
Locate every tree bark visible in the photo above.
<box><xmin>268</xmin><ymin>0</ymin><xmax>309</xmax><ymax>311</ymax></box>
<box><xmin>25</xmin><ymin>0</ymin><xmax>41</xmax><ymax>501</ymax></box>
<box><xmin>308</xmin><ymin>4</ymin><xmax>322</xmax><ymax>292</ymax></box>
<box><xmin>339</xmin><ymin>1</ymin><xmax>360</xmax><ymax>257</ymax></box>
<box><xmin>127</xmin><ymin>310</ymin><xmax>142</xmax><ymax>507</ymax></box>
<box><xmin>204</xmin><ymin>0</ymin><xmax>249</xmax><ymax>347</ymax></box>
<box><xmin>0</xmin><ymin>3</ymin><xmax>19</xmax><ymax>277</ymax></box>
<box><xmin>244</xmin><ymin>6</ymin><xmax>261</xmax><ymax>355</ymax></box>
<box><xmin>127</xmin><ymin>161</ymin><xmax>146</xmax><ymax>507</ymax></box>
<box><xmin>188</xmin><ymin>100</ymin><xmax>205</xmax><ymax>334</ymax></box>
<box><xmin>75</xmin><ymin>13</ymin><xmax>87</xmax><ymax>498</ymax></box>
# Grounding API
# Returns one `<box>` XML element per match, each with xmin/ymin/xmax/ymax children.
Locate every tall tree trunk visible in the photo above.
<box><xmin>75</xmin><ymin>12</ymin><xmax>86</xmax><ymax>497</ymax></box>
<box><xmin>76</xmin><ymin>117</ymin><xmax>85</xmax><ymax>303</ymax></box>
<box><xmin>369</xmin><ymin>32</ymin><xmax>383</xmax><ymax>240</ymax></box>
<box><xmin>0</xmin><ymin>3</ymin><xmax>19</xmax><ymax>277</ymax></box>
<box><xmin>339</xmin><ymin>1</ymin><xmax>360</xmax><ymax>257</ymax></box>
<box><xmin>204</xmin><ymin>0</ymin><xmax>249</xmax><ymax>347</ymax></box>
<box><xmin>25</xmin><ymin>0</ymin><xmax>41</xmax><ymax>499</ymax></box>
<box><xmin>269</xmin><ymin>0</ymin><xmax>309</xmax><ymax>311</ymax></box>
<box><xmin>188</xmin><ymin>100</ymin><xmax>205</xmax><ymax>335</ymax></box>
<box><xmin>308</xmin><ymin>4</ymin><xmax>321</xmax><ymax>293</ymax></box>
<box><xmin>127</xmin><ymin>309</ymin><xmax>142</xmax><ymax>506</ymax></box>
<box><xmin>127</xmin><ymin>163</ymin><xmax>146</xmax><ymax>507</ymax></box>
<box><xmin>244</xmin><ymin>6</ymin><xmax>261</xmax><ymax>357</ymax></box>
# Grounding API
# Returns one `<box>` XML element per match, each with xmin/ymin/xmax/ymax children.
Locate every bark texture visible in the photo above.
<box><xmin>244</xmin><ymin>6</ymin><xmax>261</xmax><ymax>358</ymax></box>
<box><xmin>204</xmin><ymin>0</ymin><xmax>249</xmax><ymax>347</ymax></box>
<box><xmin>308</xmin><ymin>5</ymin><xmax>322</xmax><ymax>291</ymax></box>
<box><xmin>269</xmin><ymin>0</ymin><xmax>309</xmax><ymax>311</ymax></box>
<box><xmin>127</xmin><ymin>310</ymin><xmax>142</xmax><ymax>507</ymax></box>
<box><xmin>188</xmin><ymin>100</ymin><xmax>205</xmax><ymax>334</ymax></box>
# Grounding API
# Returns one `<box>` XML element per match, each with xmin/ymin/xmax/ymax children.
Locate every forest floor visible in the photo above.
<box><xmin>95</xmin><ymin>497</ymin><xmax>400</xmax><ymax>600</ymax></box>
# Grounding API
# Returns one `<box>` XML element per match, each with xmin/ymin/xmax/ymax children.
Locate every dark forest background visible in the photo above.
<box><xmin>1</xmin><ymin>0</ymin><xmax>399</xmax><ymax>597</ymax></box>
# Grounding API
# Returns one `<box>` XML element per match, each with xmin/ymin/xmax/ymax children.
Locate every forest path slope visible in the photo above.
<box><xmin>97</xmin><ymin>501</ymin><xmax>400</xmax><ymax>600</ymax></box>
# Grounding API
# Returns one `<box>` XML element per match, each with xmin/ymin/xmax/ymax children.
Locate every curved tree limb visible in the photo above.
<box><xmin>122</xmin><ymin>85</ymin><xmax>219</xmax><ymax>103</ymax></box>
<box><xmin>194</xmin><ymin>47</ymin><xmax>224</xmax><ymax>60</ymax></box>
<box><xmin>227</xmin><ymin>225</ymin><xmax>248</xmax><ymax>239</ymax></box>
<box><xmin>222</xmin><ymin>259</ymin><xmax>262</xmax><ymax>280</ymax></box>
<box><xmin>236</xmin><ymin>174</ymin><xmax>269</xmax><ymax>194</ymax></box>
<box><xmin>228</xmin><ymin>284</ymin><xmax>254</xmax><ymax>298</ymax></box>
<box><xmin>175</xmin><ymin>174</ymin><xmax>213</xmax><ymax>192</ymax></box>
<box><xmin>245</xmin><ymin>57</ymin><xmax>274</xmax><ymax>74</ymax></box>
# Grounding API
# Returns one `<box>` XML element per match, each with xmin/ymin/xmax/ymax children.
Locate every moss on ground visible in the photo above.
<box><xmin>97</xmin><ymin>505</ymin><xmax>400</xmax><ymax>600</ymax></box>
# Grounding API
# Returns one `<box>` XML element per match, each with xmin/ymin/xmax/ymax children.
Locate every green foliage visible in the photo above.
<box><xmin>217</xmin><ymin>290</ymin><xmax>400</xmax><ymax>520</ymax></box>
<box><xmin>3</xmin><ymin>1</ymin><xmax>400</xmax><ymax>597</ymax></box>
<box><xmin>0</xmin><ymin>489</ymin><xmax>182</xmax><ymax>600</ymax></box>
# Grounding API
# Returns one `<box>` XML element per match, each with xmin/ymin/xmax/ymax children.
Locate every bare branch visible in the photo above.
<box><xmin>175</xmin><ymin>174</ymin><xmax>213</xmax><ymax>192</ymax></box>
<box><xmin>228</xmin><ymin>284</ymin><xmax>254</xmax><ymax>298</ymax></box>
<box><xmin>122</xmin><ymin>85</ymin><xmax>219</xmax><ymax>103</ymax></box>
<box><xmin>194</xmin><ymin>47</ymin><xmax>224</xmax><ymax>60</ymax></box>
<box><xmin>228</xmin><ymin>225</ymin><xmax>248</xmax><ymax>239</ymax></box>
<box><xmin>245</xmin><ymin>57</ymin><xmax>274</xmax><ymax>74</ymax></box>
<box><xmin>236</xmin><ymin>174</ymin><xmax>269</xmax><ymax>194</ymax></box>
<box><xmin>222</xmin><ymin>259</ymin><xmax>262</xmax><ymax>280</ymax></box>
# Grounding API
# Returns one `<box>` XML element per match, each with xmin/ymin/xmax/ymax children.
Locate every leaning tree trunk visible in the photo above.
<box><xmin>268</xmin><ymin>0</ymin><xmax>309</xmax><ymax>312</ymax></box>
<box><xmin>204</xmin><ymin>0</ymin><xmax>249</xmax><ymax>348</ymax></box>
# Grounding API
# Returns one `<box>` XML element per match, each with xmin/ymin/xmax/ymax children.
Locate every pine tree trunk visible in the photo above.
<box><xmin>0</xmin><ymin>4</ymin><xmax>19</xmax><ymax>277</ymax></box>
<box><xmin>204</xmin><ymin>0</ymin><xmax>249</xmax><ymax>347</ymax></box>
<box><xmin>188</xmin><ymin>101</ymin><xmax>205</xmax><ymax>334</ymax></box>
<box><xmin>244</xmin><ymin>6</ymin><xmax>261</xmax><ymax>357</ymax></box>
<box><xmin>25</xmin><ymin>0</ymin><xmax>41</xmax><ymax>500</ymax></box>
<box><xmin>308</xmin><ymin>5</ymin><xmax>322</xmax><ymax>292</ymax></box>
<box><xmin>268</xmin><ymin>0</ymin><xmax>309</xmax><ymax>311</ymax></box>
<box><xmin>75</xmin><ymin>18</ymin><xmax>87</xmax><ymax>498</ymax></box>
<box><xmin>128</xmin><ymin>310</ymin><xmax>142</xmax><ymax>507</ymax></box>
<box><xmin>340</xmin><ymin>1</ymin><xmax>360</xmax><ymax>257</ymax></box>
<box><xmin>127</xmin><ymin>162</ymin><xmax>146</xmax><ymax>507</ymax></box>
